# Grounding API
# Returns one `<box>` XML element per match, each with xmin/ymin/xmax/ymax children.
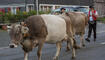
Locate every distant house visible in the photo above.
<box><xmin>36</xmin><ymin>0</ymin><xmax>93</xmax><ymax>12</ymax></box>
<box><xmin>0</xmin><ymin>0</ymin><xmax>93</xmax><ymax>13</ymax></box>
<box><xmin>94</xmin><ymin>0</ymin><xmax>105</xmax><ymax>17</ymax></box>
<box><xmin>0</xmin><ymin>0</ymin><xmax>25</xmax><ymax>14</ymax></box>
<box><xmin>0</xmin><ymin>0</ymin><xmax>104</xmax><ymax>16</ymax></box>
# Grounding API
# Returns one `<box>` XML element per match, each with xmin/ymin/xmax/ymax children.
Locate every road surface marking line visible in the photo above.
<box><xmin>100</xmin><ymin>42</ymin><xmax>105</xmax><ymax>45</ymax></box>
<box><xmin>85</xmin><ymin>31</ymin><xmax>105</xmax><ymax>36</ymax></box>
<box><xmin>97</xmin><ymin>31</ymin><xmax>105</xmax><ymax>34</ymax></box>
<box><xmin>0</xmin><ymin>46</ymin><xmax>9</xmax><ymax>50</ymax></box>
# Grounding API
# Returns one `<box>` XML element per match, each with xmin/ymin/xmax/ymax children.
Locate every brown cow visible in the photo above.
<box><xmin>61</xmin><ymin>12</ymin><xmax>88</xmax><ymax>51</ymax></box>
<box><xmin>9</xmin><ymin>15</ymin><xmax>76</xmax><ymax>60</ymax></box>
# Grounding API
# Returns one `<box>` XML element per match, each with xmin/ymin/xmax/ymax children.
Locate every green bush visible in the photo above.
<box><xmin>0</xmin><ymin>10</ymin><xmax>50</xmax><ymax>24</ymax></box>
<box><xmin>0</xmin><ymin>12</ymin><xmax>4</xmax><ymax>23</ymax></box>
<box><xmin>28</xmin><ymin>10</ymin><xmax>37</xmax><ymax>16</ymax></box>
<box><xmin>7</xmin><ymin>12</ymin><xmax>16</xmax><ymax>23</ymax></box>
<box><xmin>97</xmin><ymin>17</ymin><xmax>105</xmax><ymax>21</ymax></box>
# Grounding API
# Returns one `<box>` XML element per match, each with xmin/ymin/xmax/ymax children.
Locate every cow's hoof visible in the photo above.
<box><xmin>82</xmin><ymin>44</ymin><xmax>85</xmax><ymax>47</ymax></box>
<box><xmin>66</xmin><ymin>47</ymin><xmax>70</xmax><ymax>52</ymax></box>
<box><xmin>66</xmin><ymin>49</ymin><xmax>70</xmax><ymax>52</ymax></box>
<box><xmin>71</xmin><ymin>56</ymin><xmax>75</xmax><ymax>59</ymax></box>
<box><xmin>53</xmin><ymin>56</ymin><xmax>58</xmax><ymax>60</ymax></box>
<box><xmin>74</xmin><ymin>45</ymin><xmax>81</xmax><ymax>49</ymax></box>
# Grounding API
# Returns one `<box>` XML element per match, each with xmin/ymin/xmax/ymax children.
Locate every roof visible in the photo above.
<box><xmin>0</xmin><ymin>0</ymin><xmax>24</xmax><ymax>5</ymax></box>
<box><xmin>39</xmin><ymin>0</ymin><xmax>93</xmax><ymax>6</ymax></box>
<box><xmin>0</xmin><ymin>0</ymin><xmax>94</xmax><ymax>6</ymax></box>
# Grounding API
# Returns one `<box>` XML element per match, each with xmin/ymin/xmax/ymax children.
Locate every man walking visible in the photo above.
<box><xmin>60</xmin><ymin>8</ymin><xmax>66</xmax><ymax>14</ymax></box>
<box><xmin>86</xmin><ymin>6</ymin><xmax>98</xmax><ymax>42</ymax></box>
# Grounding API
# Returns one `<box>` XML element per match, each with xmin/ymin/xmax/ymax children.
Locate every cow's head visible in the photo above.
<box><xmin>9</xmin><ymin>23</ymin><xmax>29</xmax><ymax>48</ymax></box>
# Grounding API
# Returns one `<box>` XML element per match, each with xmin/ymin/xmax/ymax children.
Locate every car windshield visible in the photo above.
<box><xmin>78</xmin><ymin>8</ymin><xmax>88</xmax><ymax>12</ymax></box>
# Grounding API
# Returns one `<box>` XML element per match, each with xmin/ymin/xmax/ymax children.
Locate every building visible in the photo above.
<box><xmin>0</xmin><ymin>0</ymin><xmax>104</xmax><ymax>16</ymax></box>
<box><xmin>29</xmin><ymin>0</ymin><xmax>93</xmax><ymax>12</ymax></box>
<box><xmin>94</xmin><ymin>0</ymin><xmax>105</xmax><ymax>17</ymax></box>
<box><xmin>0</xmin><ymin>0</ymin><xmax>25</xmax><ymax>14</ymax></box>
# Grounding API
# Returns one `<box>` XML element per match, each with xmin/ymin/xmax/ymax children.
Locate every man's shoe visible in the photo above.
<box><xmin>94</xmin><ymin>38</ymin><xmax>96</xmax><ymax>42</ymax></box>
<box><xmin>85</xmin><ymin>38</ymin><xmax>90</xmax><ymax>42</ymax></box>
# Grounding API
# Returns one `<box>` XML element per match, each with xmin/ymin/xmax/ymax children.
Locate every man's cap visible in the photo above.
<box><xmin>61</xmin><ymin>8</ymin><xmax>66</xmax><ymax>10</ymax></box>
<box><xmin>89</xmin><ymin>6</ymin><xmax>94</xmax><ymax>9</ymax></box>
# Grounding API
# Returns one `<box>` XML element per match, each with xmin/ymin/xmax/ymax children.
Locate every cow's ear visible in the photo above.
<box><xmin>65</xmin><ymin>12</ymin><xmax>70</xmax><ymax>16</ymax></box>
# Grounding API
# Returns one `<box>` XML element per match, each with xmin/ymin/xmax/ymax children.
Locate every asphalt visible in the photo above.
<box><xmin>0</xmin><ymin>22</ymin><xmax>105</xmax><ymax>60</ymax></box>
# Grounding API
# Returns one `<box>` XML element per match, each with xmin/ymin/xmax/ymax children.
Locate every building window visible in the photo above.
<box><xmin>55</xmin><ymin>6</ymin><xmax>60</xmax><ymax>9</ymax></box>
<box><xmin>28</xmin><ymin>5</ymin><xmax>34</xmax><ymax>12</ymax></box>
<box><xmin>40</xmin><ymin>6</ymin><xmax>43</xmax><ymax>11</ymax></box>
<box><xmin>16</xmin><ymin>7</ymin><xmax>25</xmax><ymax>12</ymax></box>
<box><xmin>13</xmin><ymin>7</ymin><xmax>16</xmax><ymax>14</ymax></box>
<box><xmin>11</xmin><ymin>7</ymin><xmax>17</xmax><ymax>14</ymax></box>
<box><xmin>8</xmin><ymin>8</ymin><xmax>11</xmax><ymax>12</ymax></box>
<box><xmin>0</xmin><ymin>8</ymin><xmax>11</xmax><ymax>13</ymax></box>
<box><xmin>40</xmin><ymin>6</ymin><xmax>53</xmax><ymax>12</ymax></box>
<box><xmin>5</xmin><ymin>8</ymin><xmax>11</xmax><ymax>13</ymax></box>
<box><xmin>47</xmin><ymin>6</ymin><xmax>52</xmax><ymax>11</ymax></box>
<box><xmin>0</xmin><ymin>8</ymin><xmax>2</xmax><ymax>12</ymax></box>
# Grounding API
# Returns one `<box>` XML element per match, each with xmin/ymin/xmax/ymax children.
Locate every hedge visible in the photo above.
<box><xmin>0</xmin><ymin>10</ymin><xmax>50</xmax><ymax>24</ymax></box>
<box><xmin>97</xmin><ymin>17</ymin><xmax>105</xmax><ymax>21</ymax></box>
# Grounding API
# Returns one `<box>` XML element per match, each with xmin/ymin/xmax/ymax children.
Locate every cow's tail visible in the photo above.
<box><xmin>85</xmin><ymin>15</ymin><xmax>88</xmax><ymax>26</ymax></box>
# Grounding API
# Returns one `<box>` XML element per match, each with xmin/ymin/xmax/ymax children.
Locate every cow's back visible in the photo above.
<box><xmin>69</xmin><ymin>12</ymin><xmax>88</xmax><ymax>34</ymax></box>
<box><xmin>41</xmin><ymin>15</ymin><xmax>67</xmax><ymax>43</ymax></box>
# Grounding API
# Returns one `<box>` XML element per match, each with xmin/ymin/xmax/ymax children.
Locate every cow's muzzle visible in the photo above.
<box><xmin>9</xmin><ymin>43</ymin><xmax>18</xmax><ymax>48</ymax></box>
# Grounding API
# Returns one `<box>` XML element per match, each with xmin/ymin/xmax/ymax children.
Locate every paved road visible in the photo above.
<box><xmin>0</xmin><ymin>22</ymin><xmax>105</xmax><ymax>60</ymax></box>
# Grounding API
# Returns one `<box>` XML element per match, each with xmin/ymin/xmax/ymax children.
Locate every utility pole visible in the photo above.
<box><xmin>25</xmin><ymin>0</ymin><xmax>27</xmax><ymax>11</ymax></box>
<box><xmin>34</xmin><ymin>0</ymin><xmax>35</xmax><ymax>10</ymax></box>
<box><xmin>36</xmin><ymin>0</ymin><xmax>39</xmax><ymax>15</ymax></box>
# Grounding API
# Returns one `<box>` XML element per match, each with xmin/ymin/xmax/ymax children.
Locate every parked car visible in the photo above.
<box><xmin>73</xmin><ymin>7</ymin><xmax>89</xmax><ymax>15</ymax></box>
<box><xmin>51</xmin><ymin>7</ymin><xmax>75</xmax><ymax>14</ymax></box>
<box><xmin>51</xmin><ymin>6</ymin><xmax>89</xmax><ymax>15</ymax></box>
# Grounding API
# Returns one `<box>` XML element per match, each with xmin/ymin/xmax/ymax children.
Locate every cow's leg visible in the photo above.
<box><xmin>37</xmin><ymin>39</ymin><xmax>44</xmax><ymax>60</ymax></box>
<box><xmin>68</xmin><ymin>37</ymin><xmax>76</xmax><ymax>59</ymax></box>
<box><xmin>80</xmin><ymin>34</ymin><xmax>85</xmax><ymax>47</ymax></box>
<box><xmin>37</xmin><ymin>44</ymin><xmax>43</xmax><ymax>60</ymax></box>
<box><xmin>66</xmin><ymin>40</ymin><xmax>71</xmax><ymax>52</ymax></box>
<box><xmin>24</xmin><ymin>52</ymin><xmax>28</xmax><ymax>60</ymax></box>
<box><xmin>66</xmin><ymin>37</ymin><xmax>80</xmax><ymax>51</ymax></box>
<box><xmin>53</xmin><ymin>42</ymin><xmax>61</xmax><ymax>60</ymax></box>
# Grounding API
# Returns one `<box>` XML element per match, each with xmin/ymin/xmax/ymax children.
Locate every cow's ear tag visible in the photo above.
<box><xmin>21</xmin><ymin>26</ymin><xmax>29</xmax><ymax>34</ymax></box>
<box><xmin>21</xmin><ymin>26</ymin><xmax>29</xmax><ymax>38</ymax></box>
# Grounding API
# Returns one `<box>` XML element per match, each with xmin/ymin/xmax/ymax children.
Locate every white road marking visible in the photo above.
<box><xmin>85</xmin><ymin>31</ymin><xmax>105</xmax><ymax>36</ymax></box>
<box><xmin>100</xmin><ymin>42</ymin><xmax>105</xmax><ymax>45</ymax></box>
<box><xmin>0</xmin><ymin>46</ymin><xmax>9</xmax><ymax>50</ymax></box>
<box><xmin>97</xmin><ymin>31</ymin><xmax>105</xmax><ymax>34</ymax></box>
